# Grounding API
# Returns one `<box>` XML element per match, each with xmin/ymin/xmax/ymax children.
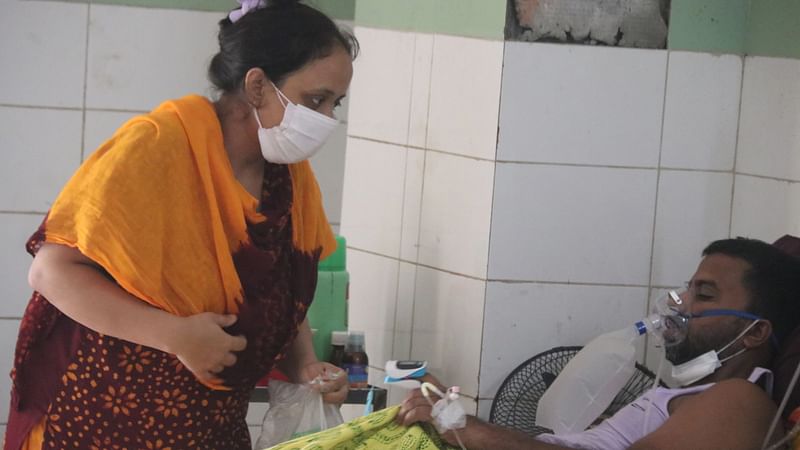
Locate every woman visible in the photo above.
<box><xmin>5</xmin><ymin>1</ymin><xmax>357</xmax><ymax>448</ymax></box>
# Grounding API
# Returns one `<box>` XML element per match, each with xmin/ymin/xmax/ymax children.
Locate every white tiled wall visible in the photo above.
<box><xmin>340</xmin><ymin>27</ymin><xmax>503</xmax><ymax>407</ymax></box>
<box><xmin>0</xmin><ymin>0</ymin><xmax>353</xmax><ymax>439</ymax></box>
<box><xmin>0</xmin><ymin>107</ymin><xmax>83</xmax><ymax>212</ymax></box>
<box><xmin>736</xmin><ymin>56</ymin><xmax>800</xmax><ymax>183</ymax></box>
<box><xmin>0</xmin><ymin>1</ymin><xmax>87</xmax><ymax>108</ymax></box>
<box><xmin>660</xmin><ymin>52</ymin><xmax>742</xmax><ymax>171</ymax></box>
<box><xmin>480</xmin><ymin>283</ymin><xmax>649</xmax><ymax>398</ymax></box>
<box><xmin>347</xmin><ymin>249</ymin><xmax>401</xmax><ymax>366</ymax></box>
<box><xmin>731</xmin><ymin>55</ymin><xmax>800</xmax><ymax>241</ymax></box>
<box><xmin>346</xmin><ymin>27</ymin><xmax>416</xmax><ymax>145</ymax></box>
<box><xmin>497</xmin><ymin>43</ymin><xmax>666</xmax><ymax>167</ymax></box>
<box><xmin>340</xmin><ymin>138</ymin><xmax>407</xmax><ymax>258</ymax></box>
<box><xmin>85</xmin><ymin>5</ymin><xmax>219</xmax><ymax>111</ymax></box>
<box><xmin>651</xmin><ymin>170</ymin><xmax>733</xmax><ymax>287</ymax></box>
<box><xmin>483</xmin><ymin>46</ymin><xmax>797</xmax><ymax>409</ymax></box>
<box><xmin>411</xmin><ymin>267</ymin><xmax>485</xmax><ymax>398</ymax></box>
<box><xmin>417</xmin><ymin>152</ymin><xmax>495</xmax><ymax>279</ymax></box>
<box><xmin>731</xmin><ymin>175</ymin><xmax>800</xmax><ymax>240</ymax></box>
<box><xmin>342</xmin><ymin>28</ymin><xmax>799</xmax><ymax>417</ymax></box>
<box><xmin>426</xmin><ymin>35</ymin><xmax>503</xmax><ymax>160</ymax></box>
<box><xmin>488</xmin><ymin>164</ymin><xmax>657</xmax><ymax>285</ymax></box>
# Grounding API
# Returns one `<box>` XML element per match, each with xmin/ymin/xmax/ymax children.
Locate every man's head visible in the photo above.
<box><xmin>666</xmin><ymin>237</ymin><xmax>800</xmax><ymax>367</ymax></box>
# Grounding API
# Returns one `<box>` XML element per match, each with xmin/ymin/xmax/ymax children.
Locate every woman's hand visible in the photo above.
<box><xmin>300</xmin><ymin>361</ymin><xmax>348</xmax><ymax>404</ymax></box>
<box><xmin>169</xmin><ymin>312</ymin><xmax>247</xmax><ymax>385</ymax></box>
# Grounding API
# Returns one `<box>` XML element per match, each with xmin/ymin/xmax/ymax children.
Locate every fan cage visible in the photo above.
<box><xmin>488</xmin><ymin>346</ymin><xmax>659</xmax><ymax>437</ymax></box>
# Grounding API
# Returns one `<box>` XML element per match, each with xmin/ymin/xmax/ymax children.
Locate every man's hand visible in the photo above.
<box><xmin>170</xmin><ymin>312</ymin><xmax>247</xmax><ymax>385</ymax></box>
<box><xmin>396</xmin><ymin>373</ymin><xmax>446</xmax><ymax>426</ymax></box>
<box><xmin>300</xmin><ymin>361</ymin><xmax>348</xmax><ymax>404</ymax></box>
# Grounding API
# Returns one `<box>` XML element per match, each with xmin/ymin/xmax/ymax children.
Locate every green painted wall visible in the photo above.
<box><xmin>668</xmin><ymin>0</ymin><xmax>749</xmax><ymax>54</ymax></box>
<box><xmin>746</xmin><ymin>0</ymin><xmax>800</xmax><ymax>59</ymax></box>
<box><xmin>307</xmin><ymin>0</ymin><xmax>355</xmax><ymax>21</ymax></box>
<box><xmin>50</xmin><ymin>0</ymin><xmax>355</xmax><ymax>20</ymax></box>
<box><xmin>668</xmin><ymin>0</ymin><xmax>800</xmax><ymax>58</ymax></box>
<box><xmin>354</xmin><ymin>0</ymin><xmax>507</xmax><ymax>40</ymax></box>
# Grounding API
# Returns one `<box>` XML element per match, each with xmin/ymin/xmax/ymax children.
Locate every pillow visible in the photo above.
<box><xmin>770</xmin><ymin>235</ymin><xmax>800</xmax><ymax>417</ymax></box>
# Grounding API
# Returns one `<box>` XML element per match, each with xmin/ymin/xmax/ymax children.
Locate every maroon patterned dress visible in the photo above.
<box><xmin>6</xmin><ymin>162</ymin><xmax>321</xmax><ymax>450</ymax></box>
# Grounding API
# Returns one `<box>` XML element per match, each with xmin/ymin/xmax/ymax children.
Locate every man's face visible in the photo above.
<box><xmin>665</xmin><ymin>253</ymin><xmax>753</xmax><ymax>365</ymax></box>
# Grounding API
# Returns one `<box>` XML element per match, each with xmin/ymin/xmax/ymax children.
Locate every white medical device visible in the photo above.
<box><xmin>384</xmin><ymin>360</ymin><xmax>428</xmax><ymax>389</ymax></box>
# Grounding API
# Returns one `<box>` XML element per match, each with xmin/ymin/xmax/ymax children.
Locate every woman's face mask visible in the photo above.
<box><xmin>253</xmin><ymin>82</ymin><xmax>339</xmax><ymax>164</ymax></box>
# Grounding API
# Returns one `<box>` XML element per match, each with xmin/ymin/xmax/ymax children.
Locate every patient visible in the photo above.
<box><xmin>398</xmin><ymin>237</ymin><xmax>800</xmax><ymax>450</ymax></box>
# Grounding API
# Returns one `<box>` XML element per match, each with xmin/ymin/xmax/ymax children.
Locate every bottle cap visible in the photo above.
<box><xmin>346</xmin><ymin>330</ymin><xmax>365</xmax><ymax>350</ymax></box>
<box><xmin>331</xmin><ymin>330</ymin><xmax>348</xmax><ymax>346</ymax></box>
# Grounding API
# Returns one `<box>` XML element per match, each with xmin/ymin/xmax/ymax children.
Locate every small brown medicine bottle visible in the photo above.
<box><xmin>342</xmin><ymin>331</ymin><xmax>368</xmax><ymax>388</ymax></box>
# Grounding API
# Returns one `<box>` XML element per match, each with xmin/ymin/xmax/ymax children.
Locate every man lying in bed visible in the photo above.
<box><xmin>398</xmin><ymin>237</ymin><xmax>800</xmax><ymax>450</ymax></box>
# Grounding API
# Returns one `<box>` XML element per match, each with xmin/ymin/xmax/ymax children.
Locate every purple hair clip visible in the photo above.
<box><xmin>229</xmin><ymin>0</ymin><xmax>266</xmax><ymax>23</ymax></box>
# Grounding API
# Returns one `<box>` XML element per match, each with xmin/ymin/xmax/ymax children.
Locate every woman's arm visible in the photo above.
<box><xmin>278</xmin><ymin>319</ymin><xmax>348</xmax><ymax>403</ymax></box>
<box><xmin>277</xmin><ymin>319</ymin><xmax>319</xmax><ymax>382</ymax></box>
<box><xmin>29</xmin><ymin>242</ymin><xmax>246</xmax><ymax>385</ymax></box>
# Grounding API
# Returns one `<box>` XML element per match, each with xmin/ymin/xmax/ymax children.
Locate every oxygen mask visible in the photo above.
<box><xmin>642</xmin><ymin>289</ymin><xmax>690</xmax><ymax>348</ymax></box>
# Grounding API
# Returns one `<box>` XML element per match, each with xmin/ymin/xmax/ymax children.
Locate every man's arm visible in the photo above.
<box><xmin>397</xmin><ymin>378</ymin><xmax>571</xmax><ymax>450</ymax></box>
<box><xmin>448</xmin><ymin>416</ymin><xmax>573</xmax><ymax>450</ymax></box>
<box><xmin>629</xmin><ymin>378</ymin><xmax>779</xmax><ymax>450</ymax></box>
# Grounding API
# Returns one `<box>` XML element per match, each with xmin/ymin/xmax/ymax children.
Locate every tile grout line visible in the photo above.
<box><xmin>477</xmin><ymin>39</ymin><xmax>506</xmax><ymax>403</ymax></box>
<box><xmin>0</xmin><ymin>103</ymin><xmax>150</xmax><ymax>115</ymax></box>
<box><xmin>729</xmin><ymin>55</ymin><xmax>747</xmax><ymax>237</ymax></box>
<box><xmin>388</xmin><ymin>31</ymin><xmax>421</xmax><ymax>363</ymax></box>
<box><xmin>407</xmin><ymin>32</ymin><xmax>436</xmax><ymax>360</ymax></box>
<box><xmin>347</xmin><ymin>134</ymin><xmax>800</xmax><ymax>180</ymax></box>
<box><xmin>0</xmin><ymin>211</ymin><xmax>47</xmax><ymax>216</ymax></box>
<box><xmin>490</xmin><ymin>278</ymin><xmax>666</xmax><ymax>288</ymax></box>
<box><xmin>349</xmin><ymin>245</ymin><xmax>666</xmax><ymax>288</ymax></box>
<box><xmin>0</xmin><ymin>103</ymin><xmax>81</xmax><ymax>112</ymax></box>
<box><xmin>80</xmin><ymin>1</ymin><xmax>92</xmax><ymax>162</ymax></box>
<box><xmin>643</xmin><ymin>50</ymin><xmax>672</xmax><ymax>365</ymax></box>
<box><xmin>734</xmin><ymin>171</ymin><xmax>800</xmax><ymax>184</ymax></box>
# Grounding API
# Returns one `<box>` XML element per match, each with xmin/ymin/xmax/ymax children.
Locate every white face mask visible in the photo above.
<box><xmin>253</xmin><ymin>82</ymin><xmax>339</xmax><ymax>164</ymax></box>
<box><xmin>670</xmin><ymin>319</ymin><xmax>760</xmax><ymax>386</ymax></box>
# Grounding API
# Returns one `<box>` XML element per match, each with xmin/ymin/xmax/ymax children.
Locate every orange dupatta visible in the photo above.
<box><xmin>44</xmin><ymin>95</ymin><xmax>335</xmax><ymax>317</ymax></box>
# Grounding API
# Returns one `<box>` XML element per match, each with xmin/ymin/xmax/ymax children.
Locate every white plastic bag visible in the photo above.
<box><xmin>255</xmin><ymin>380</ymin><xmax>343</xmax><ymax>449</ymax></box>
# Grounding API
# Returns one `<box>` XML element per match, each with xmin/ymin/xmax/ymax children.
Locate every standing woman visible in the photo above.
<box><xmin>5</xmin><ymin>0</ymin><xmax>357</xmax><ymax>448</ymax></box>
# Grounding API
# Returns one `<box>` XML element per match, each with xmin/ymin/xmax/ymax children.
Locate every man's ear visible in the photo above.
<box><xmin>743</xmin><ymin>320</ymin><xmax>773</xmax><ymax>349</ymax></box>
<box><xmin>243</xmin><ymin>68</ymin><xmax>272</xmax><ymax>108</ymax></box>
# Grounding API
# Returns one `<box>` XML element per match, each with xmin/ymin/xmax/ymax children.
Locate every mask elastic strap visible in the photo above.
<box><xmin>694</xmin><ymin>309</ymin><xmax>779</xmax><ymax>348</ymax></box>
<box><xmin>269</xmin><ymin>81</ymin><xmax>290</xmax><ymax>108</ymax></box>
<box><xmin>718</xmin><ymin>346</ymin><xmax>747</xmax><ymax>364</ymax></box>
<box><xmin>717</xmin><ymin>319</ymin><xmax>760</xmax><ymax>360</ymax></box>
<box><xmin>253</xmin><ymin>82</ymin><xmax>289</xmax><ymax>129</ymax></box>
<box><xmin>253</xmin><ymin>108</ymin><xmax>265</xmax><ymax>128</ymax></box>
